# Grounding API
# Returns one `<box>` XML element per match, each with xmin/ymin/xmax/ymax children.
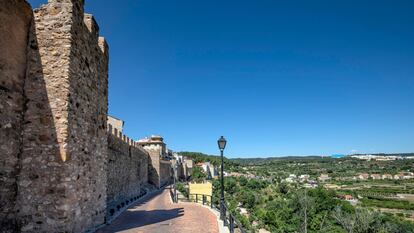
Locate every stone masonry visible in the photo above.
<box><xmin>0</xmin><ymin>1</ymin><xmax>33</xmax><ymax>231</ymax></box>
<box><xmin>106</xmin><ymin>125</ymin><xmax>148</xmax><ymax>221</ymax></box>
<box><xmin>0</xmin><ymin>0</ymin><xmax>110</xmax><ymax>232</ymax></box>
<box><xmin>139</xmin><ymin>136</ymin><xmax>173</xmax><ymax>188</ymax></box>
<box><xmin>15</xmin><ymin>0</ymin><xmax>109</xmax><ymax>232</ymax></box>
<box><xmin>0</xmin><ymin>1</ymin><xmax>173</xmax><ymax>232</ymax></box>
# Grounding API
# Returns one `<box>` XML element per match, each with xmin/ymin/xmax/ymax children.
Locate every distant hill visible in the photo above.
<box><xmin>177</xmin><ymin>151</ymin><xmax>233</xmax><ymax>166</ymax></box>
<box><xmin>232</xmin><ymin>153</ymin><xmax>414</xmax><ymax>165</ymax></box>
<box><xmin>231</xmin><ymin>156</ymin><xmax>328</xmax><ymax>165</ymax></box>
<box><xmin>178</xmin><ymin>152</ymin><xmax>414</xmax><ymax>166</ymax></box>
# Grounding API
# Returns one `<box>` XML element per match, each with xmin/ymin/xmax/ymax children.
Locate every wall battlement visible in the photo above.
<box><xmin>106</xmin><ymin>124</ymin><xmax>149</xmax><ymax>222</ymax></box>
<box><xmin>107</xmin><ymin>123</ymin><xmax>147</xmax><ymax>154</ymax></box>
<box><xmin>0</xmin><ymin>1</ymin><xmax>172</xmax><ymax>232</ymax></box>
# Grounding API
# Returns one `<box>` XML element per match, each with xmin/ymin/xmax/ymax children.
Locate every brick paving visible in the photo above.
<box><xmin>97</xmin><ymin>187</ymin><xmax>219</xmax><ymax>233</ymax></box>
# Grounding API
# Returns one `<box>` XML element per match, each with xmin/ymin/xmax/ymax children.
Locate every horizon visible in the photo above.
<box><xmin>28</xmin><ymin>0</ymin><xmax>414</xmax><ymax>157</ymax></box>
<box><xmin>179</xmin><ymin>150</ymin><xmax>414</xmax><ymax>159</ymax></box>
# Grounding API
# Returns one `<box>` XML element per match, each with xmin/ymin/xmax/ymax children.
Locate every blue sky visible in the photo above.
<box><xmin>29</xmin><ymin>0</ymin><xmax>414</xmax><ymax>157</ymax></box>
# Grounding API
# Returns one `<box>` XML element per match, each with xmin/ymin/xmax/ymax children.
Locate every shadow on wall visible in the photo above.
<box><xmin>96</xmin><ymin>208</ymin><xmax>184</xmax><ymax>233</ymax></box>
<box><xmin>10</xmin><ymin>1</ymin><xmax>109</xmax><ymax>232</ymax></box>
<box><xmin>15</xmin><ymin>9</ymin><xmax>62</xmax><ymax>233</ymax></box>
<box><xmin>147</xmin><ymin>155</ymin><xmax>160</xmax><ymax>187</ymax></box>
<box><xmin>0</xmin><ymin>1</ymin><xmax>34</xmax><ymax>232</ymax></box>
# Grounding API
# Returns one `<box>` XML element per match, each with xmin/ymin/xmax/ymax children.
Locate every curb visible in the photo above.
<box><xmin>92</xmin><ymin>186</ymin><xmax>162</xmax><ymax>233</ymax></box>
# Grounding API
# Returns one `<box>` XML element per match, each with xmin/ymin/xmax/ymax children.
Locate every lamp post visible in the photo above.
<box><xmin>171</xmin><ymin>162</ymin><xmax>178</xmax><ymax>203</ymax></box>
<box><xmin>174</xmin><ymin>163</ymin><xmax>178</xmax><ymax>203</ymax></box>
<box><xmin>218</xmin><ymin>136</ymin><xmax>227</xmax><ymax>222</ymax></box>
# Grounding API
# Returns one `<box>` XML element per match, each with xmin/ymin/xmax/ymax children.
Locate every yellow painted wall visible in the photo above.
<box><xmin>189</xmin><ymin>182</ymin><xmax>212</xmax><ymax>204</ymax></box>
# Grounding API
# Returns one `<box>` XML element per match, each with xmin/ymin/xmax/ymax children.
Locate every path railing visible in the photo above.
<box><xmin>174</xmin><ymin>191</ymin><xmax>248</xmax><ymax>233</ymax></box>
<box><xmin>220</xmin><ymin>200</ymin><xmax>248</xmax><ymax>233</ymax></box>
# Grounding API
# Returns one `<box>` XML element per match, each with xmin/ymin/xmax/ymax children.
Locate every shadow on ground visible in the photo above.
<box><xmin>97</xmin><ymin>208</ymin><xmax>184</xmax><ymax>232</ymax></box>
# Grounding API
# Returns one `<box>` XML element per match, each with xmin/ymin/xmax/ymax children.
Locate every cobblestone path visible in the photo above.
<box><xmin>97</xmin><ymin>187</ymin><xmax>219</xmax><ymax>233</ymax></box>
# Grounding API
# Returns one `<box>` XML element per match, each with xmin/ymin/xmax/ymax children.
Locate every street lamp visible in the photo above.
<box><xmin>172</xmin><ymin>162</ymin><xmax>178</xmax><ymax>203</ymax></box>
<box><xmin>217</xmin><ymin>136</ymin><xmax>227</xmax><ymax>222</ymax></box>
<box><xmin>174</xmin><ymin>163</ymin><xmax>178</xmax><ymax>203</ymax></box>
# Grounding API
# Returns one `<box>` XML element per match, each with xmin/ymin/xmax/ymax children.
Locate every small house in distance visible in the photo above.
<box><xmin>318</xmin><ymin>174</ymin><xmax>331</xmax><ymax>182</ymax></box>
<box><xmin>370</xmin><ymin>174</ymin><xmax>381</xmax><ymax>180</ymax></box>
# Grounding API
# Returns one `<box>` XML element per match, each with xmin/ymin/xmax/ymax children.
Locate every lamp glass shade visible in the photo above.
<box><xmin>218</xmin><ymin>136</ymin><xmax>227</xmax><ymax>150</ymax></box>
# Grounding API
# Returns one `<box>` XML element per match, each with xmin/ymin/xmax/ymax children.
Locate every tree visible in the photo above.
<box><xmin>332</xmin><ymin>206</ymin><xmax>355</xmax><ymax>233</ymax></box>
<box><xmin>239</xmin><ymin>176</ymin><xmax>248</xmax><ymax>186</ymax></box>
<box><xmin>225</xmin><ymin>177</ymin><xmax>238</xmax><ymax>194</ymax></box>
<box><xmin>278</xmin><ymin>182</ymin><xmax>289</xmax><ymax>195</ymax></box>
<box><xmin>263</xmin><ymin>199</ymin><xmax>298</xmax><ymax>233</ymax></box>
<box><xmin>191</xmin><ymin>166</ymin><xmax>206</xmax><ymax>183</ymax></box>
<box><xmin>237</xmin><ymin>190</ymin><xmax>256</xmax><ymax>209</ymax></box>
<box><xmin>297</xmin><ymin>190</ymin><xmax>315</xmax><ymax>233</ymax></box>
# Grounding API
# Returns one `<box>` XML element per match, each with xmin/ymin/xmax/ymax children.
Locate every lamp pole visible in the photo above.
<box><xmin>174</xmin><ymin>163</ymin><xmax>177</xmax><ymax>203</ymax></box>
<box><xmin>218</xmin><ymin>136</ymin><xmax>227</xmax><ymax>221</ymax></box>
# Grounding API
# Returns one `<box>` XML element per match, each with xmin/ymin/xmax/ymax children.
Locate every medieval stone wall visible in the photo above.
<box><xmin>0</xmin><ymin>0</ymin><xmax>110</xmax><ymax>232</ymax></box>
<box><xmin>160</xmin><ymin>161</ymin><xmax>172</xmax><ymax>187</ymax></box>
<box><xmin>142</xmin><ymin>143</ymin><xmax>172</xmax><ymax>188</ymax></box>
<box><xmin>0</xmin><ymin>1</ymin><xmax>170</xmax><ymax>232</ymax></box>
<box><xmin>106</xmin><ymin>126</ymin><xmax>148</xmax><ymax>219</ymax></box>
<box><xmin>146</xmin><ymin>147</ymin><xmax>161</xmax><ymax>187</ymax></box>
<box><xmin>14</xmin><ymin>0</ymin><xmax>109</xmax><ymax>232</ymax></box>
<box><xmin>0</xmin><ymin>1</ymin><xmax>33</xmax><ymax>232</ymax></box>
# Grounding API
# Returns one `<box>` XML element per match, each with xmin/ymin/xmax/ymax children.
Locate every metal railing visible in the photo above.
<box><xmin>220</xmin><ymin>200</ymin><xmax>248</xmax><ymax>233</ymax></box>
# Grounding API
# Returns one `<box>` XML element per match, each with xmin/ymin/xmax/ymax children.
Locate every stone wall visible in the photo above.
<box><xmin>19</xmin><ymin>1</ymin><xmax>106</xmax><ymax>232</ymax></box>
<box><xmin>142</xmin><ymin>143</ymin><xmax>172</xmax><ymax>188</ymax></box>
<box><xmin>146</xmin><ymin>146</ymin><xmax>161</xmax><ymax>187</ymax></box>
<box><xmin>6</xmin><ymin>0</ymin><xmax>109</xmax><ymax>232</ymax></box>
<box><xmin>0</xmin><ymin>1</ymin><xmax>33</xmax><ymax>232</ymax></box>
<box><xmin>0</xmin><ymin>1</ymin><xmax>167</xmax><ymax>232</ymax></box>
<box><xmin>107</xmin><ymin>115</ymin><xmax>124</xmax><ymax>132</ymax></box>
<box><xmin>160</xmin><ymin>160</ymin><xmax>172</xmax><ymax>187</ymax></box>
<box><xmin>106</xmin><ymin>125</ymin><xmax>148</xmax><ymax>219</ymax></box>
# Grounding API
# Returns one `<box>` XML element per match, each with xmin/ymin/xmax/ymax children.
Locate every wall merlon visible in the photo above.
<box><xmin>83</xmin><ymin>13</ymin><xmax>99</xmax><ymax>38</ymax></box>
<box><xmin>47</xmin><ymin>0</ymin><xmax>85</xmax><ymax>9</ymax></box>
<box><xmin>98</xmin><ymin>37</ymin><xmax>109</xmax><ymax>56</ymax></box>
<box><xmin>108</xmin><ymin>123</ymin><xmax>113</xmax><ymax>133</ymax></box>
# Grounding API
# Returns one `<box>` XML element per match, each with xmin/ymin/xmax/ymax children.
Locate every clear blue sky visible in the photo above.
<box><xmin>29</xmin><ymin>0</ymin><xmax>414</xmax><ymax>157</ymax></box>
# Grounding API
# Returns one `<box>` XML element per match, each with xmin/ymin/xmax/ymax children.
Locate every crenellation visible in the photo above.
<box><xmin>83</xmin><ymin>13</ymin><xmax>99</xmax><ymax>37</ymax></box>
<box><xmin>98</xmin><ymin>37</ymin><xmax>109</xmax><ymax>56</ymax></box>
<box><xmin>114</xmin><ymin>127</ymin><xmax>118</xmax><ymax>137</ymax></box>
<box><xmin>106</xmin><ymin>130</ymin><xmax>149</xmax><ymax>222</ymax></box>
<box><xmin>0</xmin><ymin>1</ymin><xmax>172</xmax><ymax>232</ymax></box>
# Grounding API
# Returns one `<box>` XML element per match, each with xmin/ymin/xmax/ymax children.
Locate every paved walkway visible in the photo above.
<box><xmin>97</xmin><ymin>187</ymin><xmax>219</xmax><ymax>233</ymax></box>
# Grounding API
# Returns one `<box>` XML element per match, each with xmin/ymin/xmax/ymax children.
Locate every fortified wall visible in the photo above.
<box><xmin>18</xmin><ymin>0</ymin><xmax>109</xmax><ymax>232</ymax></box>
<box><xmin>0</xmin><ymin>0</ymin><xmax>33</xmax><ymax>231</ymax></box>
<box><xmin>0</xmin><ymin>0</ymin><xmax>172</xmax><ymax>232</ymax></box>
<box><xmin>0</xmin><ymin>1</ymin><xmax>174</xmax><ymax>232</ymax></box>
<box><xmin>0</xmin><ymin>0</ymin><xmax>108</xmax><ymax>232</ymax></box>
<box><xmin>106</xmin><ymin>125</ymin><xmax>148</xmax><ymax>220</ymax></box>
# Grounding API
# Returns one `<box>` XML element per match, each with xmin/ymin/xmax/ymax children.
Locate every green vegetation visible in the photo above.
<box><xmin>176</xmin><ymin>182</ymin><xmax>188</xmax><ymax>197</ymax></box>
<box><xmin>213</xmin><ymin>176</ymin><xmax>414</xmax><ymax>232</ymax></box>
<box><xmin>179</xmin><ymin>152</ymin><xmax>414</xmax><ymax>232</ymax></box>
<box><xmin>361</xmin><ymin>197</ymin><xmax>414</xmax><ymax>210</ymax></box>
<box><xmin>191</xmin><ymin>166</ymin><xmax>206</xmax><ymax>183</ymax></box>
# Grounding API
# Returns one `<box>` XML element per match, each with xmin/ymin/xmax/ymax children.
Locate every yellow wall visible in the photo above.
<box><xmin>189</xmin><ymin>182</ymin><xmax>212</xmax><ymax>204</ymax></box>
